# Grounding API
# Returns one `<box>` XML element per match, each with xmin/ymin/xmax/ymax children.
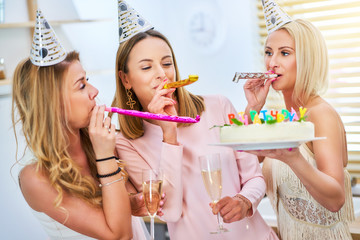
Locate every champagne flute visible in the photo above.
<box><xmin>199</xmin><ymin>153</ymin><xmax>229</xmax><ymax>234</ymax></box>
<box><xmin>142</xmin><ymin>169</ymin><xmax>163</xmax><ymax>240</ymax></box>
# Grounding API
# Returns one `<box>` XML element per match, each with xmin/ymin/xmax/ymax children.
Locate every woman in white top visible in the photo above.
<box><xmin>242</xmin><ymin>1</ymin><xmax>354</xmax><ymax>238</ymax></box>
<box><xmin>13</xmin><ymin>48</ymin><xmax>135</xmax><ymax>239</ymax></box>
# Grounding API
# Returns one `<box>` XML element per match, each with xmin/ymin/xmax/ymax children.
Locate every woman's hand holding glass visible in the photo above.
<box><xmin>129</xmin><ymin>192</ymin><xmax>166</xmax><ymax>217</ymax></box>
<box><xmin>142</xmin><ymin>169</ymin><xmax>164</xmax><ymax>239</ymax></box>
<box><xmin>199</xmin><ymin>153</ymin><xmax>229</xmax><ymax>234</ymax></box>
<box><xmin>210</xmin><ymin>196</ymin><xmax>251</xmax><ymax>223</ymax></box>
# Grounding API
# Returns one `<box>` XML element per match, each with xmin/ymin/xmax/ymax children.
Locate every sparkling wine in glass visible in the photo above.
<box><xmin>199</xmin><ymin>153</ymin><xmax>229</xmax><ymax>234</ymax></box>
<box><xmin>142</xmin><ymin>169</ymin><xmax>163</xmax><ymax>240</ymax></box>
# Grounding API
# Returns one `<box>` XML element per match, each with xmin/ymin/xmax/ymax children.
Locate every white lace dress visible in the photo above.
<box><xmin>263</xmin><ymin>144</ymin><xmax>354</xmax><ymax>240</ymax></box>
<box><xmin>32</xmin><ymin>210</ymin><xmax>150</xmax><ymax>240</ymax></box>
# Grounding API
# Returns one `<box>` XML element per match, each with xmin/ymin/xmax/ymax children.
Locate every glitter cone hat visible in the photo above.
<box><xmin>261</xmin><ymin>0</ymin><xmax>292</xmax><ymax>34</ymax></box>
<box><xmin>118</xmin><ymin>0</ymin><xmax>153</xmax><ymax>43</ymax></box>
<box><xmin>30</xmin><ymin>10</ymin><xmax>67</xmax><ymax>66</ymax></box>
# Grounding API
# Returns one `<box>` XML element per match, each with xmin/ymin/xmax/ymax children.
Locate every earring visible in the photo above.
<box><xmin>126</xmin><ymin>88</ymin><xmax>136</xmax><ymax>109</ymax></box>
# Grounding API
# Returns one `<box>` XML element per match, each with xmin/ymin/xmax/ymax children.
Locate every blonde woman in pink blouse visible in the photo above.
<box><xmin>110</xmin><ymin>29</ymin><xmax>278</xmax><ymax>240</ymax></box>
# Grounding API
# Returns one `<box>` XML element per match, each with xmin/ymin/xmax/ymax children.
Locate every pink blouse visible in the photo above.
<box><xmin>116</xmin><ymin>95</ymin><xmax>277</xmax><ymax>240</ymax></box>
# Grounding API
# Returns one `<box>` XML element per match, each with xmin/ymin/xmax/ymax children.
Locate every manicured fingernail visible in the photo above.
<box><xmin>288</xmin><ymin>148</ymin><xmax>292</xmax><ymax>151</ymax></box>
<box><xmin>237</xmin><ymin>150</ymin><xmax>243</xmax><ymax>152</ymax></box>
<box><xmin>162</xmin><ymin>193</ymin><xmax>165</xmax><ymax>198</ymax></box>
<box><xmin>160</xmin><ymin>201</ymin><xmax>164</xmax><ymax>205</ymax></box>
<box><xmin>163</xmin><ymin>79</ymin><xmax>168</xmax><ymax>82</ymax></box>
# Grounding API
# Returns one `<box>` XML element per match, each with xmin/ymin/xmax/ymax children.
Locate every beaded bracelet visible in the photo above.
<box><xmin>96</xmin><ymin>156</ymin><xmax>119</xmax><ymax>162</ymax></box>
<box><xmin>233</xmin><ymin>194</ymin><xmax>252</xmax><ymax>210</ymax></box>
<box><xmin>99</xmin><ymin>176</ymin><xmax>124</xmax><ymax>187</ymax></box>
<box><xmin>96</xmin><ymin>167</ymin><xmax>121</xmax><ymax>178</ymax></box>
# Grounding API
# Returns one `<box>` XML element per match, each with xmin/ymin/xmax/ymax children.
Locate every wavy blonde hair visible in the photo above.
<box><xmin>12</xmin><ymin>51</ymin><xmax>103</xmax><ymax>208</ymax></box>
<box><xmin>110</xmin><ymin>30</ymin><xmax>205</xmax><ymax>139</ymax></box>
<box><xmin>275</xmin><ymin>19</ymin><xmax>329</xmax><ymax>106</ymax></box>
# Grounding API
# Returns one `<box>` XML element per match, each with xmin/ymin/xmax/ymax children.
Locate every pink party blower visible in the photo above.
<box><xmin>105</xmin><ymin>107</ymin><xmax>200</xmax><ymax>123</ymax></box>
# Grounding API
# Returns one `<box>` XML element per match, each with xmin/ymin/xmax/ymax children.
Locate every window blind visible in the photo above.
<box><xmin>256</xmin><ymin>0</ymin><xmax>360</xmax><ymax>178</ymax></box>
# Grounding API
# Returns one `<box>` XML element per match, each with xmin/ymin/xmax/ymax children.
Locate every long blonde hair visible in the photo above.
<box><xmin>276</xmin><ymin>19</ymin><xmax>329</xmax><ymax>105</ymax></box>
<box><xmin>111</xmin><ymin>29</ymin><xmax>205</xmax><ymax>139</ymax></box>
<box><xmin>12</xmin><ymin>51</ymin><xmax>102</xmax><ymax>208</ymax></box>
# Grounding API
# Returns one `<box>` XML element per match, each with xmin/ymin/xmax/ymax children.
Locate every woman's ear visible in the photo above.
<box><xmin>119</xmin><ymin>71</ymin><xmax>131</xmax><ymax>89</ymax></box>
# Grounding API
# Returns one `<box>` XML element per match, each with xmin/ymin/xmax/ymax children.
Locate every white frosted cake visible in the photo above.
<box><xmin>220</xmin><ymin>121</ymin><xmax>314</xmax><ymax>143</ymax></box>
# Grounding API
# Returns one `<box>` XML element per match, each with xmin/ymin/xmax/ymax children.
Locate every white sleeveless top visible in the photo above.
<box><xmin>32</xmin><ymin>210</ymin><xmax>150</xmax><ymax>240</ymax></box>
<box><xmin>264</xmin><ymin>144</ymin><xmax>354</xmax><ymax>240</ymax></box>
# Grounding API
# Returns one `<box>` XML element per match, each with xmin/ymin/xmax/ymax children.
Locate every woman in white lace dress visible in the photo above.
<box><xmin>242</xmin><ymin>1</ymin><xmax>354</xmax><ymax>239</ymax></box>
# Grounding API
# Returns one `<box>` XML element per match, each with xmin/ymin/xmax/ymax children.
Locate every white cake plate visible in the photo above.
<box><xmin>209</xmin><ymin>137</ymin><xmax>326</xmax><ymax>151</ymax></box>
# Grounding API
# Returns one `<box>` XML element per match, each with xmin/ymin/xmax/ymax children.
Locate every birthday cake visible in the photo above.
<box><xmin>219</xmin><ymin>108</ymin><xmax>314</xmax><ymax>143</ymax></box>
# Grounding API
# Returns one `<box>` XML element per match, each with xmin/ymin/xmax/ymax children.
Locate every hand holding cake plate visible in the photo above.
<box><xmin>209</xmin><ymin>137</ymin><xmax>326</xmax><ymax>151</ymax></box>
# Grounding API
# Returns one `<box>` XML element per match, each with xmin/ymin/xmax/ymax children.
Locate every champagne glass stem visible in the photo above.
<box><xmin>150</xmin><ymin>216</ymin><xmax>155</xmax><ymax>240</ymax></box>
<box><xmin>217</xmin><ymin>212</ymin><xmax>224</xmax><ymax>231</ymax></box>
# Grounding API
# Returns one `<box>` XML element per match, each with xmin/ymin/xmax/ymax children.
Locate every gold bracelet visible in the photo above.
<box><xmin>99</xmin><ymin>176</ymin><xmax>124</xmax><ymax>187</ymax></box>
<box><xmin>233</xmin><ymin>194</ymin><xmax>252</xmax><ymax>210</ymax></box>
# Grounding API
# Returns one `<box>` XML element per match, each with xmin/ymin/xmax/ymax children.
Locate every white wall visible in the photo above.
<box><xmin>0</xmin><ymin>0</ymin><xmax>261</xmax><ymax>238</ymax></box>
